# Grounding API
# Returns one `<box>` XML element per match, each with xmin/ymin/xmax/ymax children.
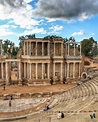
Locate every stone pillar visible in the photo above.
<box><xmin>6</xmin><ymin>62</ymin><xmax>9</xmax><ymax>84</ymax></box>
<box><xmin>73</xmin><ymin>62</ymin><xmax>75</xmax><ymax>78</ymax></box>
<box><xmin>27</xmin><ymin>42</ymin><xmax>29</xmax><ymax>55</ymax></box>
<box><xmin>48</xmin><ymin>42</ymin><xmax>50</xmax><ymax>56</ymax></box>
<box><xmin>36</xmin><ymin>63</ymin><xmax>38</xmax><ymax>79</ymax></box>
<box><xmin>36</xmin><ymin>42</ymin><xmax>38</xmax><ymax>56</ymax></box>
<box><xmin>80</xmin><ymin>43</ymin><xmax>81</xmax><ymax>56</ymax></box>
<box><xmin>24</xmin><ymin>42</ymin><xmax>25</xmax><ymax>55</ymax></box>
<box><xmin>42</xmin><ymin>42</ymin><xmax>44</xmax><ymax>56</ymax></box>
<box><xmin>47</xmin><ymin>63</ymin><xmax>50</xmax><ymax>79</ymax></box>
<box><xmin>60</xmin><ymin>62</ymin><xmax>63</xmax><ymax>81</ymax></box>
<box><xmin>67</xmin><ymin>62</ymin><xmax>69</xmax><ymax>78</ymax></box>
<box><xmin>29</xmin><ymin>42</ymin><xmax>31</xmax><ymax>55</ymax></box>
<box><xmin>54</xmin><ymin>43</ymin><xmax>55</xmax><ymax>56</ymax></box>
<box><xmin>1</xmin><ymin>62</ymin><xmax>4</xmax><ymax>79</ymax></box>
<box><xmin>66</xmin><ymin>44</ymin><xmax>67</xmax><ymax>55</ymax></box>
<box><xmin>1</xmin><ymin>43</ymin><xmax>2</xmax><ymax>55</ymax></box>
<box><xmin>68</xmin><ymin>43</ymin><xmax>69</xmax><ymax>56</ymax></box>
<box><xmin>61</xmin><ymin>42</ymin><xmax>63</xmax><ymax>56</ymax></box>
<box><xmin>19</xmin><ymin>62</ymin><xmax>21</xmax><ymax>80</ymax></box>
<box><xmin>24</xmin><ymin>62</ymin><xmax>26</xmax><ymax>78</ymax></box>
<box><xmin>53</xmin><ymin>62</ymin><xmax>55</xmax><ymax>77</ymax></box>
<box><xmin>29</xmin><ymin>63</ymin><xmax>32</xmax><ymax>79</ymax></box>
<box><xmin>65</xmin><ymin>63</ymin><xmax>66</xmax><ymax>77</ymax></box>
<box><xmin>42</xmin><ymin>63</ymin><xmax>44</xmax><ymax>79</ymax></box>
<box><xmin>74</xmin><ymin>43</ymin><xmax>76</xmax><ymax>56</ymax></box>
<box><xmin>79</xmin><ymin>63</ymin><xmax>81</xmax><ymax>78</ymax></box>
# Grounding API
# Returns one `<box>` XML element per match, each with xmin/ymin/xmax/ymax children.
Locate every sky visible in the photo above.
<box><xmin>0</xmin><ymin>0</ymin><xmax>98</xmax><ymax>46</ymax></box>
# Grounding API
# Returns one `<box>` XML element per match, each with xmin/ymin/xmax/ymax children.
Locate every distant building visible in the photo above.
<box><xmin>0</xmin><ymin>38</ymin><xmax>83</xmax><ymax>85</ymax></box>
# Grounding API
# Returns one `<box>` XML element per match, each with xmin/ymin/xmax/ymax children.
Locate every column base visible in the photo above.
<box><xmin>6</xmin><ymin>79</ymin><xmax>9</xmax><ymax>85</ymax></box>
<box><xmin>18</xmin><ymin>79</ymin><xmax>22</xmax><ymax>85</ymax></box>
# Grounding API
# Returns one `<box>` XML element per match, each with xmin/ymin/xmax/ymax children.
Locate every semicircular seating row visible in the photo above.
<box><xmin>51</xmin><ymin>76</ymin><xmax>98</xmax><ymax>105</ymax></box>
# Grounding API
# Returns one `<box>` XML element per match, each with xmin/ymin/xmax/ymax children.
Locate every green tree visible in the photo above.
<box><xmin>81</xmin><ymin>37</ymin><xmax>97</xmax><ymax>57</ymax></box>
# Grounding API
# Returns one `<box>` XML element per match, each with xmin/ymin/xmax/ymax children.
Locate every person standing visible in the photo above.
<box><xmin>57</xmin><ymin>111</ymin><xmax>61</xmax><ymax>119</ymax></box>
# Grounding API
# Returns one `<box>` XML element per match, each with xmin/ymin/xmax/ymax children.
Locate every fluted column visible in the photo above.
<box><xmin>29</xmin><ymin>42</ymin><xmax>31</xmax><ymax>55</ymax></box>
<box><xmin>74</xmin><ymin>43</ymin><xmax>75</xmax><ymax>56</ymax></box>
<box><xmin>36</xmin><ymin>42</ymin><xmax>38</xmax><ymax>56</ymax></box>
<box><xmin>42</xmin><ymin>42</ymin><xmax>44</xmax><ymax>56</ymax></box>
<box><xmin>73</xmin><ymin>62</ymin><xmax>75</xmax><ymax>78</ymax></box>
<box><xmin>53</xmin><ymin>62</ymin><xmax>55</xmax><ymax>77</ymax></box>
<box><xmin>24</xmin><ymin>42</ymin><xmax>25</xmax><ymax>55</ymax></box>
<box><xmin>67</xmin><ymin>62</ymin><xmax>69</xmax><ymax>78</ymax></box>
<box><xmin>66</xmin><ymin>44</ymin><xmax>67</xmax><ymax>55</ymax></box>
<box><xmin>27</xmin><ymin>42</ymin><xmax>29</xmax><ymax>55</ymax></box>
<box><xmin>47</xmin><ymin>63</ymin><xmax>50</xmax><ymax>79</ymax></box>
<box><xmin>61</xmin><ymin>42</ymin><xmax>63</xmax><ymax>56</ymax></box>
<box><xmin>65</xmin><ymin>63</ymin><xmax>66</xmax><ymax>77</ymax></box>
<box><xmin>1</xmin><ymin>62</ymin><xmax>4</xmax><ymax>79</ymax></box>
<box><xmin>19</xmin><ymin>62</ymin><xmax>21</xmax><ymax>79</ymax></box>
<box><xmin>36</xmin><ymin>63</ymin><xmax>38</xmax><ymax>79</ymax></box>
<box><xmin>54</xmin><ymin>43</ymin><xmax>55</xmax><ymax>56</ymax></box>
<box><xmin>48</xmin><ymin>42</ymin><xmax>50</xmax><ymax>56</ymax></box>
<box><xmin>79</xmin><ymin>63</ymin><xmax>81</xmax><ymax>77</ymax></box>
<box><xmin>24</xmin><ymin>62</ymin><xmax>26</xmax><ymax>78</ymax></box>
<box><xmin>6</xmin><ymin>62</ymin><xmax>9</xmax><ymax>82</ymax></box>
<box><xmin>42</xmin><ymin>63</ymin><xmax>44</xmax><ymax>79</ymax></box>
<box><xmin>68</xmin><ymin>43</ymin><xmax>69</xmax><ymax>56</ymax></box>
<box><xmin>60</xmin><ymin>62</ymin><xmax>63</xmax><ymax>81</ymax></box>
<box><xmin>30</xmin><ymin>63</ymin><xmax>32</xmax><ymax>79</ymax></box>
<box><xmin>80</xmin><ymin>43</ymin><xmax>81</xmax><ymax>56</ymax></box>
<box><xmin>1</xmin><ymin>43</ymin><xmax>2</xmax><ymax>55</ymax></box>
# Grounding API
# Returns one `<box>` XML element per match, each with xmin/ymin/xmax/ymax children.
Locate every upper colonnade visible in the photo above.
<box><xmin>0</xmin><ymin>40</ymin><xmax>2</xmax><ymax>55</ymax></box>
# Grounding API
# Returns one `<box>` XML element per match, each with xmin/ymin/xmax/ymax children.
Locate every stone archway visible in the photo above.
<box><xmin>81</xmin><ymin>72</ymin><xmax>88</xmax><ymax>79</ymax></box>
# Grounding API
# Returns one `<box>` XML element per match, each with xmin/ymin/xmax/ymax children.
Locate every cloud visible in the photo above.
<box><xmin>49</xmin><ymin>25</ymin><xmax>63</xmax><ymax>33</ymax></box>
<box><xmin>0</xmin><ymin>0</ymin><xmax>40</xmax><ymax>29</ymax></box>
<box><xmin>72</xmin><ymin>30</ymin><xmax>85</xmax><ymax>36</ymax></box>
<box><xmin>91</xmin><ymin>33</ymin><xmax>95</xmax><ymax>36</ymax></box>
<box><xmin>33</xmin><ymin>0</ymin><xmax>98</xmax><ymax>21</ymax></box>
<box><xmin>0</xmin><ymin>24</ymin><xmax>15</xmax><ymax>36</ymax></box>
<box><xmin>20</xmin><ymin>27</ymin><xmax>46</xmax><ymax>35</ymax></box>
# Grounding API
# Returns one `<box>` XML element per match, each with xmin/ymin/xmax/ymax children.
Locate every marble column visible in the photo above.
<box><xmin>1</xmin><ymin>62</ymin><xmax>4</xmax><ymax>79</ymax></box>
<box><xmin>27</xmin><ymin>42</ymin><xmax>29</xmax><ymax>55</ymax></box>
<box><xmin>66</xmin><ymin>44</ymin><xmax>67</xmax><ymax>55</ymax></box>
<box><xmin>36</xmin><ymin>63</ymin><xmax>38</xmax><ymax>79</ymax></box>
<box><xmin>6</xmin><ymin>62</ymin><xmax>9</xmax><ymax>84</ymax></box>
<box><xmin>73</xmin><ymin>62</ymin><xmax>75</xmax><ymax>78</ymax></box>
<box><xmin>1</xmin><ymin>43</ymin><xmax>2</xmax><ymax>55</ymax></box>
<box><xmin>67</xmin><ymin>62</ymin><xmax>69</xmax><ymax>78</ymax></box>
<box><xmin>24</xmin><ymin>42</ymin><xmax>25</xmax><ymax>55</ymax></box>
<box><xmin>61</xmin><ymin>42</ymin><xmax>63</xmax><ymax>56</ymax></box>
<box><xmin>79</xmin><ymin>63</ymin><xmax>81</xmax><ymax>78</ymax></box>
<box><xmin>48</xmin><ymin>42</ymin><xmax>50</xmax><ymax>56</ymax></box>
<box><xmin>54</xmin><ymin>43</ymin><xmax>55</xmax><ymax>56</ymax></box>
<box><xmin>53</xmin><ymin>63</ymin><xmax>55</xmax><ymax>77</ymax></box>
<box><xmin>68</xmin><ymin>43</ymin><xmax>69</xmax><ymax>56</ymax></box>
<box><xmin>80</xmin><ymin>43</ymin><xmax>81</xmax><ymax>56</ymax></box>
<box><xmin>29</xmin><ymin>42</ymin><xmax>31</xmax><ymax>55</ymax></box>
<box><xmin>19</xmin><ymin>62</ymin><xmax>21</xmax><ymax>79</ymax></box>
<box><xmin>74</xmin><ymin>43</ymin><xmax>76</xmax><ymax>56</ymax></box>
<box><xmin>65</xmin><ymin>63</ymin><xmax>66</xmax><ymax>77</ymax></box>
<box><xmin>42</xmin><ymin>42</ymin><xmax>44</xmax><ymax>56</ymax></box>
<box><xmin>42</xmin><ymin>63</ymin><xmax>44</xmax><ymax>79</ymax></box>
<box><xmin>24</xmin><ymin>62</ymin><xmax>26</xmax><ymax>78</ymax></box>
<box><xmin>36</xmin><ymin>42</ymin><xmax>38</xmax><ymax>56</ymax></box>
<box><xmin>47</xmin><ymin>63</ymin><xmax>50</xmax><ymax>79</ymax></box>
<box><xmin>60</xmin><ymin>62</ymin><xmax>63</xmax><ymax>81</ymax></box>
<box><xmin>29</xmin><ymin>63</ymin><xmax>32</xmax><ymax>79</ymax></box>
